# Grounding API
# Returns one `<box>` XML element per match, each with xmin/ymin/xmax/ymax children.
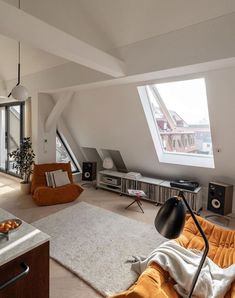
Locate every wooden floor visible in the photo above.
<box><xmin>0</xmin><ymin>173</ymin><xmax>234</xmax><ymax>297</ymax></box>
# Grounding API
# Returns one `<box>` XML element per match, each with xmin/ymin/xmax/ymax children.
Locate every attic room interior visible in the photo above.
<box><xmin>0</xmin><ymin>0</ymin><xmax>235</xmax><ymax>297</ymax></box>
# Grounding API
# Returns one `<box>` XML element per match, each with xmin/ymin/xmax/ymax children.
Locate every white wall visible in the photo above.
<box><xmin>37</xmin><ymin>93</ymin><xmax>56</xmax><ymax>163</ymax></box>
<box><xmin>61</xmin><ymin>66</ymin><xmax>235</xmax><ymax>209</ymax></box>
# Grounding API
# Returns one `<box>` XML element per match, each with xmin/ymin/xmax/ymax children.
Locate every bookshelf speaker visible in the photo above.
<box><xmin>207</xmin><ymin>182</ymin><xmax>233</xmax><ymax>215</ymax></box>
<box><xmin>82</xmin><ymin>162</ymin><xmax>97</xmax><ymax>181</ymax></box>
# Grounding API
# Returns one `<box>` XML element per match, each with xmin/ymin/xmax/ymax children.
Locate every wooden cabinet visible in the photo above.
<box><xmin>0</xmin><ymin>241</ymin><xmax>49</xmax><ymax>298</ymax></box>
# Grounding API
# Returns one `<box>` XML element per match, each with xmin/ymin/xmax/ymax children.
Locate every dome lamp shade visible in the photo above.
<box><xmin>103</xmin><ymin>157</ymin><xmax>114</xmax><ymax>170</ymax></box>
<box><xmin>154</xmin><ymin>196</ymin><xmax>186</xmax><ymax>239</ymax></box>
<box><xmin>11</xmin><ymin>84</ymin><xmax>29</xmax><ymax>101</ymax></box>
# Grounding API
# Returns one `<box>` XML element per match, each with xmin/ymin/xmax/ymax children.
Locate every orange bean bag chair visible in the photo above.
<box><xmin>31</xmin><ymin>162</ymin><xmax>84</xmax><ymax>206</ymax></box>
<box><xmin>110</xmin><ymin>215</ymin><xmax>235</xmax><ymax>298</ymax></box>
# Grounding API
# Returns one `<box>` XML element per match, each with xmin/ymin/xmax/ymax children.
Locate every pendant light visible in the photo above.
<box><xmin>8</xmin><ymin>0</ymin><xmax>29</xmax><ymax>101</ymax></box>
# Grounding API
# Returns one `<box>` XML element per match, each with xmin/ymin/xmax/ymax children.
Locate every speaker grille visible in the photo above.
<box><xmin>207</xmin><ymin>182</ymin><xmax>233</xmax><ymax>215</ymax></box>
<box><xmin>82</xmin><ymin>162</ymin><xmax>97</xmax><ymax>181</ymax></box>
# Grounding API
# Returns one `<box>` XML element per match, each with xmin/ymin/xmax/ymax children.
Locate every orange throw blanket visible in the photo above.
<box><xmin>109</xmin><ymin>216</ymin><xmax>235</xmax><ymax>298</ymax></box>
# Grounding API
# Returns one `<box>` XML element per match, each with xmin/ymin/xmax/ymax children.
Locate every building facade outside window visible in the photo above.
<box><xmin>138</xmin><ymin>78</ymin><xmax>214</xmax><ymax>168</ymax></box>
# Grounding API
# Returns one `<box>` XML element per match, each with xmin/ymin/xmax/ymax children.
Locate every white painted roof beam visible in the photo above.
<box><xmin>45</xmin><ymin>92</ymin><xmax>73</xmax><ymax>132</ymax></box>
<box><xmin>0</xmin><ymin>0</ymin><xmax>126</xmax><ymax>78</ymax></box>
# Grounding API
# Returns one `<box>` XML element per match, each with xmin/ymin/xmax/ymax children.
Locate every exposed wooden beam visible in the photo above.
<box><xmin>0</xmin><ymin>0</ymin><xmax>126</xmax><ymax>78</ymax></box>
<box><xmin>43</xmin><ymin>57</ymin><xmax>235</xmax><ymax>94</ymax></box>
<box><xmin>45</xmin><ymin>92</ymin><xmax>73</xmax><ymax>132</ymax></box>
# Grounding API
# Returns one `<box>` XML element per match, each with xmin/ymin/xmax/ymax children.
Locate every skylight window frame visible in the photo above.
<box><xmin>138</xmin><ymin>80</ymin><xmax>215</xmax><ymax>169</ymax></box>
<box><xmin>56</xmin><ymin>130</ymin><xmax>80</xmax><ymax>174</ymax></box>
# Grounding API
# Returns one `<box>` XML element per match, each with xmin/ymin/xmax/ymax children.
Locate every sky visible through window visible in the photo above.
<box><xmin>147</xmin><ymin>78</ymin><xmax>213</xmax><ymax>156</ymax></box>
<box><xmin>155</xmin><ymin>78</ymin><xmax>210</xmax><ymax>125</ymax></box>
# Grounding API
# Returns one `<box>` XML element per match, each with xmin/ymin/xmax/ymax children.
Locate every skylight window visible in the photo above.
<box><xmin>138</xmin><ymin>78</ymin><xmax>214</xmax><ymax>168</ymax></box>
<box><xmin>56</xmin><ymin>131</ymin><xmax>80</xmax><ymax>173</ymax></box>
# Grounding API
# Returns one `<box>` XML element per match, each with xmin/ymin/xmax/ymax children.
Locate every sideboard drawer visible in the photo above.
<box><xmin>0</xmin><ymin>241</ymin><xmax>49</xmax><ymax>298</ymax></box>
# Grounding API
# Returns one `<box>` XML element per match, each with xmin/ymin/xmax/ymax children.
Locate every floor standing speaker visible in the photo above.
<box><xmin>82</xmin><ymin>162</ymin><xmax>97</xmax><ymax>181</ymax></box>
<box><xmin>207</xmin><ymin>182</ymin><xmax>233</xmax><ymax>215</ymax></box>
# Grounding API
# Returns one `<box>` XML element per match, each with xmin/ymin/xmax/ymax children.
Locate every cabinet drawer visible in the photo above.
<box><xmin>0</xmin><ymin>241</ymin><xmax>49</xmax><ymax>298</ymax></box>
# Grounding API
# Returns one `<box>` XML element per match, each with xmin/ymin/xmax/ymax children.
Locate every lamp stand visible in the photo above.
<box><xmin>178</xmin><ymin>191</ymin><xmax>209</xmax><ymax>298</ymax></box>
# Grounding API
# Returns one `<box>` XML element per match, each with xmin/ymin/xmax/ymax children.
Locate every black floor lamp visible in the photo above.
<box><xmin>154</xmin><ymin>191</ymin><xmax>209</xmax><ymax>298</ymax></box>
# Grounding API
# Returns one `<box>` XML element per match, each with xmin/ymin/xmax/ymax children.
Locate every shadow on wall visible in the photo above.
<box><xmin>101</xmin><ymin>149</ymin><xmax>128</xmax><ymax>173</ymax></box>
<box><xmin>81</xmin><ymin>147</ymin><xmax>128</xmax><ymax>173</ymax></box>
<box><xmin>81</xmin><ymin>147</ymin><xmax>103</xmax><ymax>171</ymax></box>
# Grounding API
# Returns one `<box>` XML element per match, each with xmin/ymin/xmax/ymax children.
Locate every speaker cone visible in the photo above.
<box><xmin>84</xmin><ymin>172</ymin><xmax>91</xmax><ymax>178</ymax></box>
<box><xmin>211</xmin><ymin>198</ymin><xmax>221</xmax><ymax>209</ymax></box>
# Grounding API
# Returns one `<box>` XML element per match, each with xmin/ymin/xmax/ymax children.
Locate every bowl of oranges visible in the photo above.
<box><xmin>0</xmin><ymin>219</ymin><xmax>22</xmax><ymax>235</ymax></box>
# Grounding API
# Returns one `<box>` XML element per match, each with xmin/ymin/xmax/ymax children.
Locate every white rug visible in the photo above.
<box><xmin>33</xmin><ymin>202</ymin><xmax>165</xmax><ymax>296</ymax></box>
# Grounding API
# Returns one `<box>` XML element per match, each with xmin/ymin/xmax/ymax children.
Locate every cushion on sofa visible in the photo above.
<box><xmin>45</xmin><ymin>170</ymin><xmax>62</xmax><ymax>187</ymax></box>
<box><xmin>53</xmin><ymin>171</ymin><xmax>71</xmax><ymax>187</ymax></box>
<box><xmin>31</xmin><ymin>162</ymin><xmax>73</xmax><ymax>194</ymax></box>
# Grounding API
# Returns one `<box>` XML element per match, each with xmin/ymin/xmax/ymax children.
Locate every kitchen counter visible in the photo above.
<box><xmin>0</xmin><ymin>208</ymin><xmax>49</xmax><ymax>266</ymax></box>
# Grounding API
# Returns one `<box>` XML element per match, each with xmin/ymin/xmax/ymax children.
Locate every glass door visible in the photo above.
<box><xmin>0</xmin><ymin>107</ymin><xmax>6</xmax><ymax>171</ymax></box>
<box><xmin>7</xmin><ymin>105</ymin><xmax>23</xmax><ymax>174</ymax></box>
<box><xmin>0</xmin><ymin>102</ymin><xmax>24</xmax><ymax>176</ymax></box>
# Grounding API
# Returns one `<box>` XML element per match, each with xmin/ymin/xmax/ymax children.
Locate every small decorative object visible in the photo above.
<box><xmin>154</xmin><ymin>190</ymin><xmax>209</xmax><ymax>297</ymax></box>
<box><xmin>103</xmin><ymin>157</ymin><xmax>114</xmax><ymax>170</ymax></box>
<box><xmin>9</xmin><ymin>137</ymin><xmax>35</xmax><ymax>194</ymax></box>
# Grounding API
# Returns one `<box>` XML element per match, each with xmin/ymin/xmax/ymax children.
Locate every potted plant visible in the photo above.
<box><xmin>9</xmin><ymin>137</ymin><xmax>35</xmax><ymax>194</ymax></box>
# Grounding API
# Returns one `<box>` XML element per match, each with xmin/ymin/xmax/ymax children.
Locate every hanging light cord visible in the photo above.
<box><xmin>17</xmin><ymin>0</ymin><xmax>21</xmax><ymax>85</ymax></box>
<box><xmin>17</xmin><ymin>41</ymin><xmax>21</xmax><ymax>85</ymax></box>
<box><xmin>8</xmin><ymin>0</ymin><xmax>21</xmax><ymax>97</ymax></box>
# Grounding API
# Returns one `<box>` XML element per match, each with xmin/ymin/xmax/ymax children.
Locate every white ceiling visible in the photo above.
<box><xmin>1</xmin><ymin>0</ymin><xmax>235</xmax><ymax>81</ymax></box>
<box><xmin>78</xmin><ymin>0</ymin><xmax>235</xmax><ymax>48</ymax></box>
<box><xmin>3</xmin><ymin>0</ymin><xmax>113</xmax><ymax>50</ymax></box>
<box><xmin>5</xmin><ymin>0</ymin><xmax>235</xmax><ymax>50</ymax></box>
<box><xmin>0</xmin><ymin>34</ymin><xmax>67</xmax><ymax>81</ymax></box>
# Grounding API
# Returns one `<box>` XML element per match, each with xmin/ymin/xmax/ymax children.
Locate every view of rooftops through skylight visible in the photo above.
<box><xmin>148</xmin><ymin>78</ymin><xmax>213</xmax><ymax>156</ymax></box>
<box><xmin>138</xmin><ymin>78</ymin><xmax>214</xmax><ymax>168</ymax></box>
